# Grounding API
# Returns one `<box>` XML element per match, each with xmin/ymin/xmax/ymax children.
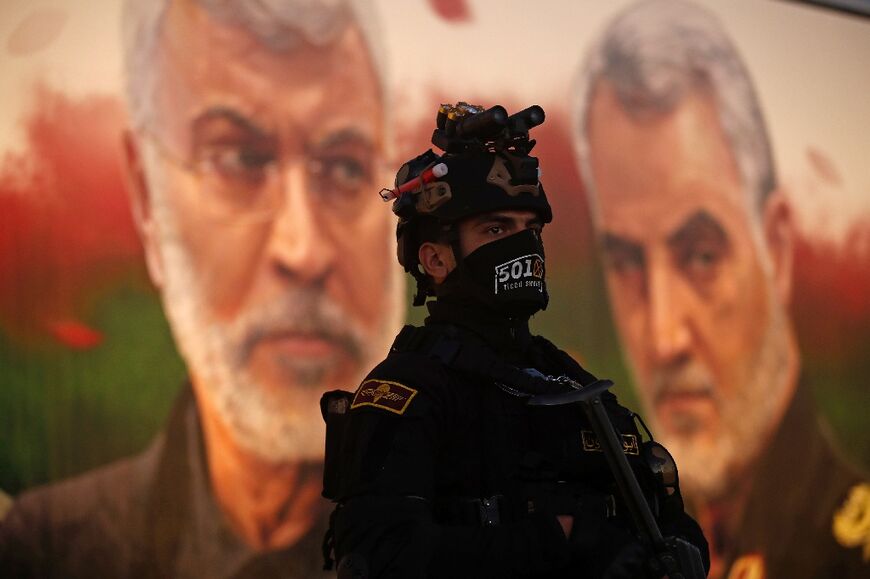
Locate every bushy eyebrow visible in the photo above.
<box><xmin>667</xmin><ymin>210</ymin><xmax>729</xmax><ymax>249</ymax></box>
<box><xmin>191</xmin><ymin>107</ymin><xmax>270</xmax><ymax>139</ymax></box>
<box><xmin>189</xmin><ymin>110</ymin><xmax>375</xmax><ymax>155</ymax></box>
<box><xmin>312</xmin><ymin>127</ymin><xmax>376</xmax><ymax>151</ymax></box>
<box><xmin>601</xmin><ymin>232</ymin><xmax>644</xmax><ymax>262</ymax></box>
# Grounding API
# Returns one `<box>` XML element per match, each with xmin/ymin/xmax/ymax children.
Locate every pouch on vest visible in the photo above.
<box><xmin>321</xmin><ymin>390</ymin><xmax>354</xmax><ymax>501</ymax></box>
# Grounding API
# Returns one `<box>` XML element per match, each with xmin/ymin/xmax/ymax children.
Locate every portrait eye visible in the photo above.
<box><xmin>487</xmin><ymin>225</ymin><xmax>504</xmax><ymax>235</ymax></box>
<box><xmin>312</xmin><ymin>155</ymin><xmax>370</xmax><ymax>194</ymax></box>
<box><xmin>604</xmin><ymin>247</ymin><xmax>644</xmax><ymax>275</ymax></box>
<box><xmin>198</xmin><ymin>144</ymin><xmax>277</xmax><ymax>186</ymax></box>
<box><xmin>691</xmin><ymin>249</ymin><xmax>718</xmax><ymax>268</ymax></box>
<box><xmin>679</xmin><ymin>243</ymin><xmax>724</xmax><ymax>282</ymax></box>
<box><xmin>602</xmin><ymin>245</ymin><xmax>645</xmax><ymax>298</ymax></box>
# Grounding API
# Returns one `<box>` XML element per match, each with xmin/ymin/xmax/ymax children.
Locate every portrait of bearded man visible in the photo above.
<box><xmin>0</xmin><ymin>1</ymin><xmax>404</xmax><ymax>577</ymax></box>
<box><xmin>572</xmin><ymin>1</ymin><xmax>868</xmax><ymax>578</ymax></box>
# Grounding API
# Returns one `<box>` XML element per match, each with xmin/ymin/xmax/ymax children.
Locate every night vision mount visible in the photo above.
<box><xmin>432</xmin><ymin>102</ymin><xmax>545</xmax><ymax>156</ymax></box>
<box><xmin>379</xmin><ymin>102</ymin><xmax>547</xmax><ymax>206</ymax></box>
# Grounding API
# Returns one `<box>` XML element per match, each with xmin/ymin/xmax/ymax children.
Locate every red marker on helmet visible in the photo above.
<box><xmin>379</xmin><ymin>162</ymin><xmax>449</xmax><ymax>201</ymax></box>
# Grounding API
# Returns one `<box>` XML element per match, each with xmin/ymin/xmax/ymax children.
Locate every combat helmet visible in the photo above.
<box><xmin>383</xmin><ymin>102</ymin><xmax>552</xmax><ymax>305</ymax></box>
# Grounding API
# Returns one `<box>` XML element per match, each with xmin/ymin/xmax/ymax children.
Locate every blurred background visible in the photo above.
<box><xmin>1</xmin><ymin>0</ymin><xmax>867</xmax><ymax>502</ymax></box>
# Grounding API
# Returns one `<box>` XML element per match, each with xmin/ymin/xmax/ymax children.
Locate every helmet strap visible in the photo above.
<box><xmin>444</xmin><ymin>224</ymin><xmax>464</xmax><ymax>267</ymax></box>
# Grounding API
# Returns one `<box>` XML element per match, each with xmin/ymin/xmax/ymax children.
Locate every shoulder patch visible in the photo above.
<box><xmin>832</xmin><ymin>482</ymin><xmax>870</xmax><ymax>561</ymax></box>
<box><xmin>351</xmin><ymin>379</ymin><xmax>418</xmax><ymax>415</ymax></box>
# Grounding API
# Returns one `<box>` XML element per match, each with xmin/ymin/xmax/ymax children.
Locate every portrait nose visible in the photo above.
<box><xmin>647</xmin><ymin>263</ymin><xmax>692</xmax><ymax>365</ymax></box>
<box><xmin>268</xmin><ymin>161</ymin><xmax>335</xmax><ymax>283</ymax></box>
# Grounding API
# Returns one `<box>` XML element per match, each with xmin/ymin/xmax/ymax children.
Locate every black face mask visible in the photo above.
<box><xmin>438</xmin><ymin>229</ymin><xmax>549</xmax><ymax>318</ymax></box>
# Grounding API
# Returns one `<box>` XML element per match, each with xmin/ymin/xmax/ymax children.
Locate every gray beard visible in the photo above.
<box><xmin>634</xmin><ymin>288</ymin><xmax>792</xmax><ymax>503</ymax></box>
<box><xmin>152</xmin><ymin>216</ymin><xmax>402</xmax><ymax>464</ymax></box>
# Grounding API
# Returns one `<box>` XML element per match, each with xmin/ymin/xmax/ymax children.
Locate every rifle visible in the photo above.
<box><xmin>529</xmin><ymin>378</ymin><xmax>707</xmax><ymax>579</ymax></box>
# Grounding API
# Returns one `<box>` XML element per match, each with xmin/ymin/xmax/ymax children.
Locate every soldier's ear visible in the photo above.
<box><xmin>761</xmin><ymin>187</ymin><xmax>794</xmax><ymax>307</ymax></box>
<box><xmin>122</xmin><ymin>129</ymin><xmax>165</xmax><ymax>289</ymax></box>
<box><xmin>418</xmin><ymin>241</ymin><xmax>456</xmax><ymax>285</ymax></box>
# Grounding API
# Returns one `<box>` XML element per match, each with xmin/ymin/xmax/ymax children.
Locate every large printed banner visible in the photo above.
<box><xmin>1</xmin><ymin>0</ymin><xmax>868</xmax><ymax>577</ymax></box>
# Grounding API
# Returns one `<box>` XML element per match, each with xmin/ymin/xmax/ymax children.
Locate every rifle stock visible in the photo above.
<box><xmin>580</xmin><ymin>383</ymin><xmax>705</xmax><ymax>579</ymax></box>
<box><xmin>531</xmin><ymin>379</ymin><xmax>706</xmax><ymax>579</ymax></box>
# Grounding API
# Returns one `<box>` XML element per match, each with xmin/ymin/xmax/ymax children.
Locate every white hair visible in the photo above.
<box><xmin>572</xmin><ymin>0</ymin><xmax>777</xmax><ymax>221</ymax></box>
<box><xmin>121</xmin><ymin>0</ymin><xmax>388</xmax><ymax>132</ymax></box>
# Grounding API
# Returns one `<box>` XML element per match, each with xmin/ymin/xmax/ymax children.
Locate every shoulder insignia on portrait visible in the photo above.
<box><xmin>351</xmin><ymin>379</ymin><xmax>418</xmax><ymax>415</ymax></box>
<box><xmin>832</xmin><ymin>482</ymin><xmax>870</xmax><ymax>561</ymax></box>
<box><xmin>727</xmin><ymin>553</ymin><xmax>766</xmax><ymax>579</ymax></box>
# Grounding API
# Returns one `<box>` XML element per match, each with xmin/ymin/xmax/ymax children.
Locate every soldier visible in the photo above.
<box><xmin>323</xmin><ymin>103</ymin><xmax>709</xmax><ymax>577</ymax></box>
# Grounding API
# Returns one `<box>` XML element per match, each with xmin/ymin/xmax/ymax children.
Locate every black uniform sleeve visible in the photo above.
<box><xmin>332</xmin><ymin>352</ymin><xmax>571</xmax><ymax>578</ymax></box>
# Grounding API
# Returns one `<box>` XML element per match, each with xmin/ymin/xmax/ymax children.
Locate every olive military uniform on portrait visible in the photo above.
<box><xmin>0</xmin><ymin>385</ymin><xmax>332</xmax><ymax>579</ymax></box>
<box><xmin>714</xmin><ymin>384</ymin><xmax>868</xmax><ymax>579</ymax></box>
